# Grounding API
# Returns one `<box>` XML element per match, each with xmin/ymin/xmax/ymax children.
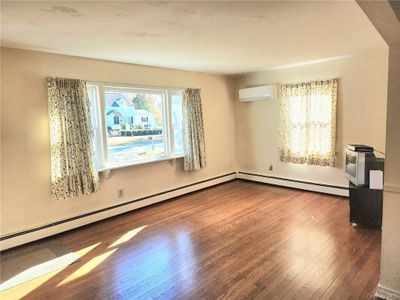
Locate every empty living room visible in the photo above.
<box><xmin>1</xmin><ymin>1</ymin><xmax>399</xmax><ymax>299</ymax></box>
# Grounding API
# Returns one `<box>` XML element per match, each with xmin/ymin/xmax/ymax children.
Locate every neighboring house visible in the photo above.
<box><xmin>135</xmin><ymin>109</ymin><xmax>155</xmax><ymax>129</ymax></box>
<box><xmin>105</xmin><ymin>92</ymin><xmax>154</xmax><ymax>131</ymax></box>
<box><xmin>105</xmin><ymin>92</ymin><xmax>135</xmax><ymax>130</ymax></box>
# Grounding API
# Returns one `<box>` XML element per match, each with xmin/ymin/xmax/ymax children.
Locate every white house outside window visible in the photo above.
<box><xmin>87</xmin><ymin>83</ymin><xmax>184</xmax><ymax>170</ymax></box>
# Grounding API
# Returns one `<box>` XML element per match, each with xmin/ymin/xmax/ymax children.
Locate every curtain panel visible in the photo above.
<box><xmin>182</xmin><ymin>88</ymin><xmax>207</xmax><ymax>171</ymax></box>
<box><xmin>279</xmin><ymin>79</ymin><xmax>338</xmax><ymax>167</ymax></box>
<box><xmin>48</xmin><ymin>77</ymin><xmax>99</xmax><ymax>200</ymax></box>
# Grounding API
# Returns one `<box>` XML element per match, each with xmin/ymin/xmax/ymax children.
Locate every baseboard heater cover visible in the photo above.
<box><xmin>237</xmin><ymin>171</ymin><xmax>349</xmax><ymax>197</ymax></box>
<box><xmin>0</xmin><ymin>172</ymin><xmax>237</xmax><ymax>251</ymax></box>
<box><xmin>375</xmin><ymin>284</ymin><xmax>400</xmax><ymax>300</ymax></box>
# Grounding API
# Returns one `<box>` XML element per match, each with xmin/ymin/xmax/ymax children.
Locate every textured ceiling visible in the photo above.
<box><xmin>1</xmin><ymin>1</ymin><xmax>387</xmax><ymax>74</ymax></box>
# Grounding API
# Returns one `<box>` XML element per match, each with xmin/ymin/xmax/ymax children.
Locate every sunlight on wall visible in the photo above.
<box><xmin>266</xmin><ymin>55</ymin><xmax>349</xmax><ymax>71</ymax></box>
<box><xmin>108</xmin><ymin>225</ymin><xmax>147</xmax><ymax>248</ymax></box>
<box><xmin>58</xmin><ymin>249</ymin><xmax>117</xmax><ymax>286</ymax></box>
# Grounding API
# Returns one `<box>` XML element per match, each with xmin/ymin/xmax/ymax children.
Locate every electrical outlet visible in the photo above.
<box><xmin>268</xmin><ymin>164</ymin><xmax>273</xmax><ymax>171</ymax></box>
<box><xmin>118</xmin><ymin>189</ymin><xmax>124</xmax><ymax>198</ymax></box>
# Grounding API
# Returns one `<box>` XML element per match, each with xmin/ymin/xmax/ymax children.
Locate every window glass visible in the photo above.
<box><xmin>87</xmin><ymin>84</ymin><xmax>184</xmax><ymax>170</ymax></box>
<box><xmin>87</xmin><ymin>85</ymin><xmax>103</xmax><ymax>170</ymax></box>
<box><xmin>104</xmin><ymin>89</ymin><xmax>166</xmax><ymax>167</ymax></box>
<box><xmin>171</xmin><ymin>93</ymin><xmax>184</xmax><ymax>155</ymax></box>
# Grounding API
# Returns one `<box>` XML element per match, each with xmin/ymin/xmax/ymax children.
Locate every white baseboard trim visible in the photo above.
<box><xmin>376</xmin><ymin>284</ymin><xmax>400</xmax><ymax>300</ymax></box>
<box><xmin>0</xmin><ymin>172</ymin><xmax>237</xmax><ymax>251</ymax></box>
<box><xmin>237</xmin><ymin>171</ymin><xmax>349</xmax><ymax>197</ymax></box>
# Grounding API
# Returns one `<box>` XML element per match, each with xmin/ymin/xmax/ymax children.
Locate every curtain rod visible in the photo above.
<box><xmin>86</xmin><ymin>80</ymin><xmax>201</xmax><ymax>91</ymax></box>
<box><xmin>241</xmin><ymin>77</ymin><xmax>343</xmax><ymax>89</ymax></box>
<box><xmin>281</xmin><ymin>77</ymin><xmax>341</xmax><ymax>85</ymax></box>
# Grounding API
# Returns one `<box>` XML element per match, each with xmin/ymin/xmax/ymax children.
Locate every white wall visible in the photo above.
<box><xmin>380</xmin><ymin>45</ymin><xmax>400</xmax><ymax>296</ymax></box>
<box><xmin>0</xmin><ymin>48</ymin><xmax>236</xmax><ymax>237</ymax></box>
<box><xmin>349</xmin><ymin>3</ymin><xmax>400</xmax><ymax>297</ymax></box>
<box><xmin>233</xmin><ymin>49</ymin><xmax>388</xmax><ymax>188</ymax></box>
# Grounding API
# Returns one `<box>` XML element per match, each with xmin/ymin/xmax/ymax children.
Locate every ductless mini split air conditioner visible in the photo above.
<box><xmin>238</xmin><ymin>85</ymin><xmax>278</xmax><ymax>102</ymax></box>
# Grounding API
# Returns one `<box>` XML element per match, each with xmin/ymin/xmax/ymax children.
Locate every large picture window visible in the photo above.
<box><xmin>88</xmin><ymin>83</ymin><xmax>184</xmax><ymax>170</ymax></box>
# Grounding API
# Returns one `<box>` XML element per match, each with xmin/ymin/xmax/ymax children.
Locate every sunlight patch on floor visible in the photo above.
<box><xmin>108</xmin><ymin>225</ymin><xmax>147</xmax><ymax>248</ymax></box>
<box><xmin>75</xmin><ymin>242</ymin><xmax>102</xmax><ymax>258</ymax></box>
<box><xmin>0</xmin><ymin>266</ymin><xmax>65</xmax><ymax>299</ymax></box>
<box><xmin>0</xmin><ymin>242</ymin><xmax>101</xmax><ymax>299</ymax></box>
<box><xmin>57</xmin><ymin>249</ymin><xmax>117</xmax><ymax>286</ymax></box>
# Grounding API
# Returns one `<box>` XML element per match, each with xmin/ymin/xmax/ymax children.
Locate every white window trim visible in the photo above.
<box><xmin>97</xmin><ymin>154</ymin><xmax>185</xmax><ymax>172</ymax></box>
<box><xmin>88</xmin><ymin>82</ymin><xmax>184</xmax><ymax>173</ymax></box>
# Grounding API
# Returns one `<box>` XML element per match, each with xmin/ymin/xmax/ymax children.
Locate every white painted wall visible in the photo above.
<box><xmin>379</xmin><ymin>45</ymin><xmax>400</xmax><ymax>297</ymax></box>
<box><xmin>354</xmin><ymin>2</ymin><xmax>400</xmax><ymax>297</ymax></box>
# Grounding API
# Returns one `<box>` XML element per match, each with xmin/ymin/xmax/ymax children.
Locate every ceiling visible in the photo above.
<box><xmin>1</xmin><ymin>1</ymin><xmax>387</xmax><ymax>74</ymax></box>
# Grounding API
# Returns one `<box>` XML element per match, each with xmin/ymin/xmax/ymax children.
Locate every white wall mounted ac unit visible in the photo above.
<box><xmin>238</xmin><ymin>85</ymin><xmax>278</xmax><ymax>102</ymax></box>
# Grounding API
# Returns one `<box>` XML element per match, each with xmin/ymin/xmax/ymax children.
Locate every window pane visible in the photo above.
<box><xmin>87</xmin><ymin>85</ymin><xmax>103</xmax><ymax>170</ymax></box>
<box><xmin>171</xmin><ymin>94</ymin><xmax>184</xmax><ymax>155</ymax></box>
<box><xmin>104</xmin><ymin>89</ymin><xmax>166</xmax><ymax>166</ymax></box>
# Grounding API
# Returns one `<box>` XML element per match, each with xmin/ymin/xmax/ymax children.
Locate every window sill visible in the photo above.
<box><xmin>98</xmin><ymin>155</ymin><xmax>185</xmax><ymax>174</ymax></box>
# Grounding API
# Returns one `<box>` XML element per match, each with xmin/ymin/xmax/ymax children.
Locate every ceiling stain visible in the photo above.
<box><xmin>161</xmin><ymin>19</ymin><xmax>187</xmax><ymax>30</ymax></box>
<box><xmin>40</xmin><ymin>6</ymin><xmax>84</xmax><ymax>17</ymax></box>
<box><xmin>254</xmin><ymin>15</ymin><xmax>273</xmax><ymax>24</ymax></box>
<box><xmin>147</xmin><ymin>2</ymin><xmax>169</xmax><ymax>7</ymax></box>
<box><xmin>175</xmin><ymin>8</ymin><xmax>196</xmax><ymax>17</ymax></box>
<box><xmin>255</xmin><ymin>15</ymin><xmax>266</xmax><ymax>20</ymax></box>
<box><xmin>135</xmin><ymin>32</ymin><xmax>165</xmax><ymax>38</ymax></box>
<box><xmin>26</xmin><ymin>21</ymin><xmax>46</xmax><ymax>28</ymax></box>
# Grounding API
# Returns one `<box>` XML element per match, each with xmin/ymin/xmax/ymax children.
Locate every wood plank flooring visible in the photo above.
<box><xmin>1</xmin><ymin>180</ymin><xmax>381</xmax><ymax>300</ymax></box>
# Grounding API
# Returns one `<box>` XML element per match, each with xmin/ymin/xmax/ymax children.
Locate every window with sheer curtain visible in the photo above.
<box><xmin>279</xmin><ymin>79</ymin><xmax>338</xmax><ymax>167</ymax></box>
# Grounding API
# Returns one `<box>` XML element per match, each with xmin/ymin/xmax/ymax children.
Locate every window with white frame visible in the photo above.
<box><xmin>87</xmin><ymin>83</ymin><xmax>184</xmax><ymax>170</ymax></box>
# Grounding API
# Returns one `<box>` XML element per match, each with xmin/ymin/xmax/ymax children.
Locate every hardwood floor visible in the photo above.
<box><xmin>1</xmin><ymin>180</ymin><xmax>381</xmax><ymax>300</ymax></box>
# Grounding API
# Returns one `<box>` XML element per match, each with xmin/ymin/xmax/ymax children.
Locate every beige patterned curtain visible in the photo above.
<box><xmin>279</xmin><ymin>79</ymin><xmax>338</xmax><ymax>167</ymax></box>
<box><xmin>48</xmin><ymin>77</ymin><xmax>99</xmax><ymax>200</ymax></box>
<box><xmin>182</xmin><ymin>88</ymin><xmax>207</xmax><ymax>171</ymax></box>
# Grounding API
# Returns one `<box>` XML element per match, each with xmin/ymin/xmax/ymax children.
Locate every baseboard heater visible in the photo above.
<box><xmin>237</xmin><ymin>171</ymin><xmax>349</xmax><ymax>197</ymax></box>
